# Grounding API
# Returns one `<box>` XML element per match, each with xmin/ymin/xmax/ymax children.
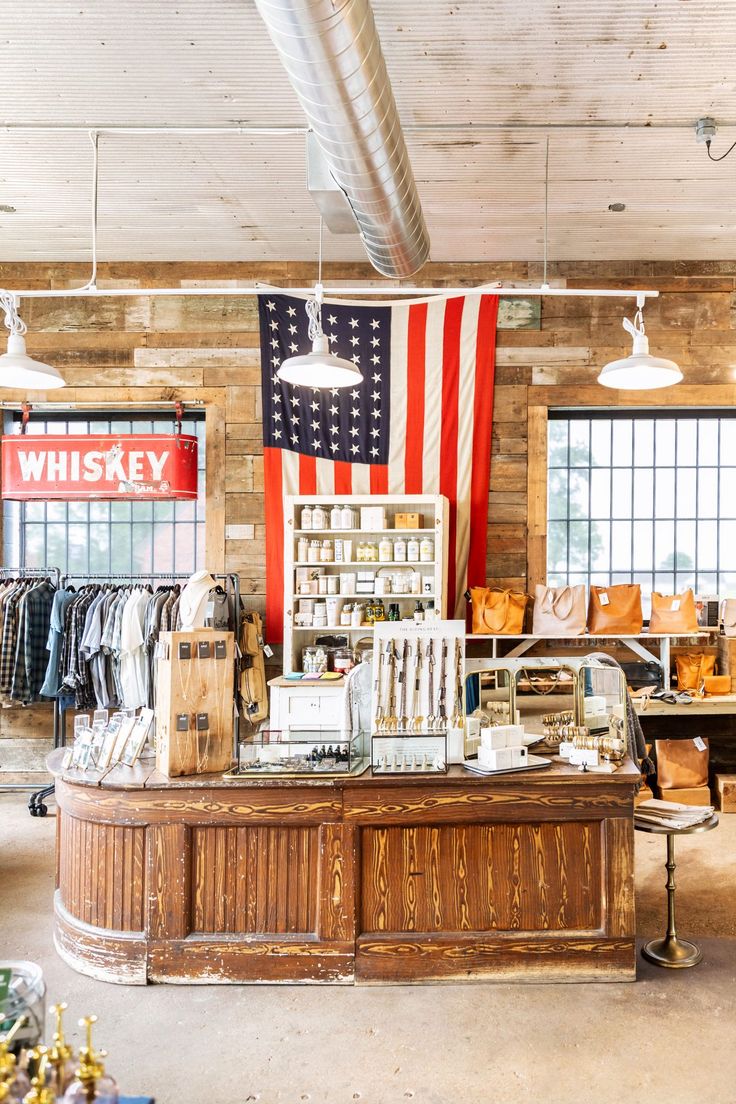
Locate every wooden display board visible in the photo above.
<box><xmin>156</xmin><ymin>629</ymin><xmax>235</xmax><ymax>777</ymax></box>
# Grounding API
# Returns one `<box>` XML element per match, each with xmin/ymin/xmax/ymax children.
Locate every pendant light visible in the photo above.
<box><xmin>0</xmin><ymin>291</ymin><xmax>65</xmax><ymax>390</ymax></box>
<box><xmin>598</xmin><ymin>294</ymin><xmax>682</xmax><ymax>390</ymax></box>
<box><xmin>277</xmin><ymin>220</ymin><xmax>363</xmax><ymax>389</ymax></box>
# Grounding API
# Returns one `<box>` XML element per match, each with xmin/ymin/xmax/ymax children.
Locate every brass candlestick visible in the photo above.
<box><xmin>48</xmin><ymin>1003</ymin><xmax>75</xmax><ymax>1098</ymax></box>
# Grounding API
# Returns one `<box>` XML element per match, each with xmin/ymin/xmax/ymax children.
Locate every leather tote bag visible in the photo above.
<box><xmin>649</xmin><ymin>589</ymin><xmax>699</xmax><ymax>634</ymax></box>
<box><xmin>470</xmin><ymin>587</ymin><xmax>530</xmax><ymax>635</ymax></box>
<box><xmin>532</xmin><ymin>584</ymin><xmax>587</xmax><ymax>636</ymax></box>
<box><xmin>655</xmin><ymin>738</ymin><xmax>709</xmax><ymax>789</ymax></box>
<box><xmin>675</xmin><ymin>652</ymin><xmax>716</xmax><ymax>691</ymax></box>
<box><xmin>587</xmin><ymin>584</ymin><xmax>643</xmax><ymax>635</ymax></box>
<box><xmin>721</xmin><ymin>599</ymin><xmax>736</xmax><ymax>638</ymax></box>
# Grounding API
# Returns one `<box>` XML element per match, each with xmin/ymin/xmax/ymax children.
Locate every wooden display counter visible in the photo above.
<box><xmin>48</xmin><ymin>750</ymin><xmax>639</xmax><ymax>985</ymax></box>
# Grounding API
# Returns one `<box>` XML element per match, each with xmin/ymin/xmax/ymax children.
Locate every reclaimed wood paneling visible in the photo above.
<box><xmin>360</xmin><ymin>822</ymin><xmax>601</xmax><ymax>934</ymax></box>
<box><xmin>191</xmin><ymin>824</ymin><xmax>319</xmax><ymax>934</ymax></box>
<box><xmin>59</xmin><ymin>814</ymin><xmax>145</xmax><ymax>932</ymax></box>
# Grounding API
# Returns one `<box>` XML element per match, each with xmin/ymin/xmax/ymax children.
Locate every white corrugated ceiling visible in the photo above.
<box><xmin>1</xmin><ymin>0</ymin><xmax>736</xmax><ymax>262</ymax></box>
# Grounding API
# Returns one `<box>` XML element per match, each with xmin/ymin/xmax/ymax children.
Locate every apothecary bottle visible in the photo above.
<box><xmin>330</xmin><ymin>505</ymin><xmax>342</xmax><ymax>530</ymax></box>
<box><xmin>351</xmin><ymin>603</ymin><xmax>363</xmax><ymax>627</ymax></box>
<box><xmin>307</xmin><ymin>540</ymin><xmax>320</xmax><ymax>564</ymax></box>
<box><xmin>378</xmin><ymin>537</ymin><xmax>393</xmax><ymax>563</ymax></box>
<box><xmin>300</xmin><ymin>504</ymin><xmax>313</xmax><ymax>530</ymax></box>
<box><xmin>341</xmin><ymin>504</ymin><xmax>355</xmax><ymax>529</ymax></box>
<box><xmin>297</xmin><ymin>537</ymin><xmax>308</xmax><ymax>562</ymax></box>
<box><xmin>407</xmin><ymin>537</ymin><xmax>420</xmax><ymax>562</ymax></box>
<box><xmin>320</xmin><ymin>539</ymin><xmax>334</xmax><ymax>562</ymax></box>
<box><xmin>312</xmin><ymin>504</ymin><xmax>326</xmax><ymax>530</ymax></box>
<box><xmin>420</xmin><ymin>537</ymin><xmax>434</xmax><ymax>562</ymax></box>
<box><xmin>394</xmin><ymin>537</ymin><xmax>407</xmax><ymax>562</ymax></box>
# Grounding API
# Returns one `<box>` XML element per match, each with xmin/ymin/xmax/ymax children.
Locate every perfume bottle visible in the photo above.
<box><xmin>63</xmin><ymin>1018</ymin><xmax>119</xmax><ymax>1104</ymax></box>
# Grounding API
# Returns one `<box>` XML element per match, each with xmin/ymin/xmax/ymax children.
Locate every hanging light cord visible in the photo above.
<box><xmin>0</xmin><ymin>291</ymin><xmax>25</xmax><ymax>336</ymax></box>
<box><xmin>706</xmin><ymin>138</ymin><xmax>736</xmax><ymax>162</ymax></box>
<box><xmin>84</xmin><ymin>130</ymin><xmax>100</xmax><ymax>290</ymax></box>
<box><xmin>305</xmin><ymin>217</ymin><xmax>325</xmax><ymax>341</ymax></box>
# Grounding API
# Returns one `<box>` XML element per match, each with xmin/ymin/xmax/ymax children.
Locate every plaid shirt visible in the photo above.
<box><xmin>11</xmin><ymin>581</ymin><xmax>55</xmax><ymax>703</ymax></box>
<box><xmin>0</xmin><ymin>582</ymin><xmax>28</xmax><ymax>696</ymax></box>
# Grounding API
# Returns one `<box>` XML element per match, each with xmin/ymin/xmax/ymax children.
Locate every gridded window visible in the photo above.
<box><xmin>3</xmin><ymin>412</ymin><xmax>205</xmax><ymax>577</ymax></box>
<box><xmin>547</xmin><ymin>411</ymin><xmax>736</xmax><ymax>615</ymax></box>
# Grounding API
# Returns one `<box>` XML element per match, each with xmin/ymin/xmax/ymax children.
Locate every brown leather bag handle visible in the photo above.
<box><xmin>482</xmin><ymin>588</ymin><xmax>510</xmax><ymax>632</ymax></box>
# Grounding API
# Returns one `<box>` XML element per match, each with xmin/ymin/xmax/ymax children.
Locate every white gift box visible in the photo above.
<box><xmin>478</xmin><ymin>744</ymin><xmax>528</xmax><ymax>770</ymax></box>
<box><xmin>360</xmin><ymin>506</ymin><xmax>387</xmax><ymax>530</ymax></box>
<box><xmin>480</xmin><ymin>723</ymin><xmax>524</xmax><ymax>749</ymax></box>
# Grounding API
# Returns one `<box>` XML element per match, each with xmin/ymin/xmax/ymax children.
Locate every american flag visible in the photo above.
<box><xmin>259</xmin><ymin>292</ymin><xmax>499</xmax><ymax>642</ymax></box>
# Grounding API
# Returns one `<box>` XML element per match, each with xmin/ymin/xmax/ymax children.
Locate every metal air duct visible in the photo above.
<box><xmin>254</xmin><ymin>0</ymin><xmax>430</xmax><ymax>278</ymax></box>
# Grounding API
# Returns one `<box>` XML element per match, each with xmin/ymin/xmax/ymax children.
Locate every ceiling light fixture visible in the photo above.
<box><xmin>598</xmin><ymin>294</ymin><xmax>682</xmax><ymax>390</ymax></box>
<box><xmin>0</xmin><ymin>291</ymin><xmax>65</xmax><ymax>390</ymax></box>
<box><xmin>277</xmin><ymin>220</ymin><xmax>363</xmax><ymax>389</ymax></box>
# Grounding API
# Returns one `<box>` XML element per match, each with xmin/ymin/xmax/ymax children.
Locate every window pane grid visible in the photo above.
<box><xmin>547</xmin><ymin>411</ymin><xmax>736</xmax><ymax>614</ymax></box>
<box><xmin>3</xmin><ymin>412</ymin><xmax>205</xmax><ymax>577</ymax></box>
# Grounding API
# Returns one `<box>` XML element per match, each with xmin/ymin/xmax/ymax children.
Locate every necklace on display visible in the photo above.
<box><xmin>452</xmin><ymin>638</ymin><xmax>465</xmax><ymax>728</ymax></box>
<box><xmin>384</xmin><ymin>640</ymin><xmax>398</xmax><ymax>733</ymax></box>
<box><xmin>398</xmin><ymin>639</ymin><xmax>410</xmax><ymax>732</ymax></box>
<box><xmin>410</xmin><ymin>638</ymin><xmax>424</xmax><ymax>733</ymax></box>
<box><xmin>437</xmin><ymin>639</ymin><xmax>448</xmax><ymax>732</ymax></box>
<box><xmin>426</xmin><ymin>639</ymin><xmax>436</xmax><ymax>732</ymax></box>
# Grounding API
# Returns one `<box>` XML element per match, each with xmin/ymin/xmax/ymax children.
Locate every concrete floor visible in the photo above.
<box><xmin>1</xmin><ymin>794</ymin><xmax>735</xmax><ymax>1104</ymax></box>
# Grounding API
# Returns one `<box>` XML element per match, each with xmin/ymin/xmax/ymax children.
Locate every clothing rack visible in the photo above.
<box><xmin>0</xmin><ymin>567</ymin><xmax>62</xmax><ymax>801</ymax></box>
<box><xmin>28</xmin><ymin>570</ymin><xmax>242</xmax><ymax>816</ymax></box>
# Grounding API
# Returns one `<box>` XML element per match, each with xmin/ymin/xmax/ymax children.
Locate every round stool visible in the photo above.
<box><xmin>635</xmin><ymin>812</ymin><xmax>719</xmax><ymax>968</ymax></box>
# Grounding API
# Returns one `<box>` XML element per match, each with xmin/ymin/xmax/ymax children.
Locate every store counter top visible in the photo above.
<box><xmin>48</xmin><ymin>750</ymin><xmax>639</xmax><ymax>986</ymax></box>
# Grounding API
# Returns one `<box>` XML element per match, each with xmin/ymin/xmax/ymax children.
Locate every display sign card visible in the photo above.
<box><xmin>1</xmin><ymin>433</ymin><xmax>198</xmax><ymax>500</ymax></box>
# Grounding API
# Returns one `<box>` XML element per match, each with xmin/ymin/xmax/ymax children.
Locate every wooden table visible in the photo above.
<box><xmin>48</xmin><ymin>750</ymin><xmax>640</xmax><ymax>986</ymax></box>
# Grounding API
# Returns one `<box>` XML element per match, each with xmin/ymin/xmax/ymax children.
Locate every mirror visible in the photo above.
<box><xmin>513</xmin><ymin>665</ymin><xmax>577</xmax><ymax>740</ymax></box>
<box><xmin>465</xmin><ymin>668</ymin><xmax>512</xmax><ymax>723</ymax></box>
<box><xmin>579</xmin><ymin>662</ymin><xmax>628</xmax><ymax>736</ymax></box>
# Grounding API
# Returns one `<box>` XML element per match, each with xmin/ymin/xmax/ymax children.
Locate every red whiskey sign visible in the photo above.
<box><xmin>1</xmin><ymin>434</ymin><xmax>198</xmax><ymax>500</ymax></box>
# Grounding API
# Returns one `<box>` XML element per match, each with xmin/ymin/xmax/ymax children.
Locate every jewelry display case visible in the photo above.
<box><xmin>370</xmin><ymin>620</ymin><xmax>466</xmax><ymax>773</ymax></box>
<box><xmin>232</xmin><ymin>727</ymin><xmax>369</xmax><ymax>777</ymax></box>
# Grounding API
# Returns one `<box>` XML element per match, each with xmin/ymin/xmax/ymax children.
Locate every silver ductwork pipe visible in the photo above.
<box><xmin>254</xmin><ymin>0</ymin><xmax>430</xmax><ymax>278</ymax></box>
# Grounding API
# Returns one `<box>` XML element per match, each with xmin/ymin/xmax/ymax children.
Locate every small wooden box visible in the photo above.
<box><xmin>656</xmin><ymin>785</ymin><xmax>712</xmax><ymax>806</ymax></box>
<box><xmin>394</xmin><ymin>512</ymin><xmax>423</xmax><ymax>529</ymax></box>
<box><xmin>715</xmin><ymin>773</ymin><xmax>736</xmax><ymax>812</ymax></box>
<box><xmin>156</xmin><ymin>630</ymin><xmax>235</xmax><ymax>778</ymax></box>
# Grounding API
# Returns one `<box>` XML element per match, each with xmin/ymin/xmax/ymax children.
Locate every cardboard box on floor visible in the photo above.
<box><xmin>656</xmin><ymin>785</ymin><xmax>713</xmax><ymax>806</ymax></box>
<box><xmin>715</xmin><ymin>773</ymin><xmax>736</xmax><ymax>812</ymax></box>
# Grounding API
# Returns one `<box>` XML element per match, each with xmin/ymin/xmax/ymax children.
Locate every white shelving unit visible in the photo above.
<box><xmin>283</xmin><ymin>494</ymin><xmax>449</xmax><ymax>675</ymax></box>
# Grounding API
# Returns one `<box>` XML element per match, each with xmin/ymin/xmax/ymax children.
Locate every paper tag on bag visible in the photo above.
<box><xmin>671</xmin><ymin>598</ymin><xmax>681</xmax><ymax>611</ymax></box>
<box><xmin>693</xmin><ymin>736</ymin><xmax>706</xmax><ymax>752</ymax></box>
<box><xmin>599</xmin><ymin>592</ymin><xmax>610</xmax><ymax>606</ymax></box>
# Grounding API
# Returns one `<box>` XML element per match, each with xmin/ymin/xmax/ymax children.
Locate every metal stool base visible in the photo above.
<box><xmin>642</xmin><ymin>935</ymin><xmax>702</xmax><ymax>968</ymax></box>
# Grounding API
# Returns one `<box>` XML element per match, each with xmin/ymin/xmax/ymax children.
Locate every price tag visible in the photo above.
<box><xmin>693</xmin><ymin>736</ymin><xmax>707</xmax><ymax>752</ymax></box>
<box><xmin>264</xmin><ymin>644</ymin><xmax>274</xmax><ymax>658</ymax></box>
<box><xmin>176</xmin><ymin>714</ymin><xmax>189</xmax><ymax>732</ymax></box>
<box><xmin>671</xmin><ymin>599</ymin><xmax>681</xmax><ymax>611</ymax></box>
<box><xmin>599</xmin><ymin>592</ymin><xmax>610</xmax><ymax>606</ymax></box>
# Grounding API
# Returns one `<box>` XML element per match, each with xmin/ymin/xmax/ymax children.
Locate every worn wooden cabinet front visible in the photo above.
<box><xmin>52</xmin><ymin>758</ymin><xmax>636</xmax><ymax>985</ymax></box>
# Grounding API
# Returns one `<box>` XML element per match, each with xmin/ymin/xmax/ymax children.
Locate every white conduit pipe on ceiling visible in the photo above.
<box><xmin>254</xmin><ymin>0</ymin><xmax>430</xmax><ymax>279</ymax></box>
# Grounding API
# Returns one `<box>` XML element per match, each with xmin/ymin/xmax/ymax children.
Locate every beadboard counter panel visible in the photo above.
<box><xmin>49</xmin><ymin>751</ymin><xmax>638</xmax><ymax>985</ymax></box>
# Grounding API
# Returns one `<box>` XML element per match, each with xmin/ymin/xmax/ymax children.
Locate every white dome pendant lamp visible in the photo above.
<box><xmin>0</xmin><ymin>291</ymin><xmax>65</xmax><ymax>390</ymax></box>
<box><xmin>277</xmin><ymin>220</ymin><xmax>363</xmax><ymax>389</ymax></box>
<box><xmin>598</xmin><ymin>294</ymin><xmax>682</xmax><ymax>390</ymax></box>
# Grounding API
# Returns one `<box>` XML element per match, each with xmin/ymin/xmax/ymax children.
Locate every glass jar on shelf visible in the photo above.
<box><xmin>300</xmin><ymin>504</ymin><xmax>313</xmax><ymax>530</ymax></box>
<box><xmin>302</xmin><ymin>645</ymin><xmax>328</xmax><ymax>675</ymax></box>
<box><xmin>296</xmin><ymin>537</ymin><xmax>309</xmax><ymax>563</ymax></box>
<box><xmin>320</xmin><ymin>539</ymin><xmax>334</xmax><ymax>562</ymax></box>
<box><xmin>407</xmin><ymin>537</ymin><xmax>420</xmax><ymax>562</ymax></box>
<box><xmin>378</xmin><ymin>536</ymin><xmax>393</xmax><ymax>563</ymax></box>
<box><xmin>420</xmin><ymin>537</ymin><xmax>434</xmax><ymax>562</ymax></box>
<box><xmin>394</xmin><ymin>536</ymin><xmax>407</xmax><ymax>562</ymax></box>
<box><xmin>333</xmin><ymin>647</ymin><xmax>355</xmax><ymax>675</ymax></box>
<box><xmin>341</xmin><ymin>604</ymin><xmax>353</xmax><ymax>627</ymax></box>
<box><xmin>330</xmin><ymin>504</ymin><xmax>342</xmax><ymax>529</ymax></box>
<box><xmin>312</xmin><ymin>504</ymin><xmax>326</xmax><ymax>530</ymax></box>
<box><xmin>341</xmin><ymin>504</ymin><xmax>356</xmax><ymax>529</ymax></box>
<box><xmin>307</xmin><ymin>540</ymin><xmax>320</xmax><ymax>564</ymax></box>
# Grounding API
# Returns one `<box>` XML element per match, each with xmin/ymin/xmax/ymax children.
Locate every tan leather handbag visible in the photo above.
<box><xmin>655</xmin><ymin>738</ymin><xmax>709</xmax><ymax>789</ymax></box>
<box><xmin>675</xmin><ymin>652</ymin><xmax>715</xmax><ymax>691</ymax></box>
<box><xmin>470</xmin><ymin>587</ymin><xmax>530</xmax><ymax>635</ymax></box>
<box><xmin>532</xmin><ymin>584</ymin><xmax>586</xmax><ymax>636</ymax></box>
<box><xmin>648</xmin><ymin>589</ymin><xmax>698</xmax><ymax>634</ymax></box>
<box><xmin>703</xmin><ymin>674</ymin><xmax>731</xmax><ymax>695</ymax></box>
<box><xmin>587</xmin><ymin>584</ymin><xmax>643</xmax><ymax>634</ymax></box>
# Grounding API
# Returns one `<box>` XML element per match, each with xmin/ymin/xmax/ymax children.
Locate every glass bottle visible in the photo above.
<box><xmin>330</xmin><ymin>505</ymin><xmax>342</xmax><ymax>530</ymax></box>
<box><xmin>394</xmin><ymin>537</ymin><xmax>407</xmax><ymax>562</ymax></box>
<box><xmin>425</xmin><ymin>600</ymin><xmax>436</xmax><ymax>622</ymax></box>
<box><xmin>341</xmin><ymin>504</ymin><xmax>354</xmax><ymax>529</ymax></box>
<box><xmin>312</xmin><ymin>504</ymin><xmax>326</xmax><ymax>530</ymax></box>
<box><xmin>297</xmin><ymin>537</ymin><xmax>308</xmax><ymax>563</ymax></box>
<box><xmin>320</xmin><ymin>539</ymin><xmax>333</xmax><ymax>562</ymax></box>
<box><xmin>388</xmin><ymin>603</ymin><xmax>400</xmax><ymax>622</ymax></box>
<box><xmin>62</xmin><ymin>1017</ymin><xmax>119</xmax><ymax>1104</ymax></box>
<box><xmin>307</xmin><ymin>540</ymin><xmax>320</xmax><ymax>564</ymax></box>
<box><xmin>341</xmin><ymin>603</ymin><xmax>352</xmax><ymax>627</ymax></box>
<box><xmin>378</xmin><ymin>536</ymin><xmax>393</xmax><ymax>563</ymax></box>
<box><xmin>420</xmin><ymin>537</ymin><xmax>434</xmax><ymax>562</ymax></box>
<box><xmin>300</xmin><ymin>504</ymin><xmax>313</xmax><ymax>530</ymax></box>
<box><xmin>351</xmin><ymin>603</ymin><xmax>363</xmax><ymax>627</ymax></box>
<box><xmin>414</xmin><ymin>601</ymin><xmax>424</xmax><ymax>623</ymax></box>
<box><xmin>368</xmin><ymin>541</ymin><xmax>379</xmax><ymax>562</ymax></box>
<box><xmin>407</xmin><ymin>537</ymin><xmax>420</xmax><ymax>562</ymax></box>
<box><xmin>373</xmin><ymin>599</ymin><xmax>386</xmax><ymax>622</ymax></box>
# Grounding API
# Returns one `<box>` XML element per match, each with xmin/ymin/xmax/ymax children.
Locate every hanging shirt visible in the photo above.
<box><xmin>11</xmin><ymin>580</ymin><xmax>56</xmax><ymax>704</ymax></box>
<box><xmin>119</xmin><ymin>589</ymin><xmax>150</xmax><ymax>709</ymax></box>
<box><xmin>39</xmin><ymin>586</ymin><xmax>76</xmax><ymax>699</ymax></box>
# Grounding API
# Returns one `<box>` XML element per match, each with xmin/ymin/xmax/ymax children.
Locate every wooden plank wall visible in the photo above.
<box><xmin>1</xmin><ymin>258</ymin><xmax>733</xmax><ymax>769</ymax></box>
